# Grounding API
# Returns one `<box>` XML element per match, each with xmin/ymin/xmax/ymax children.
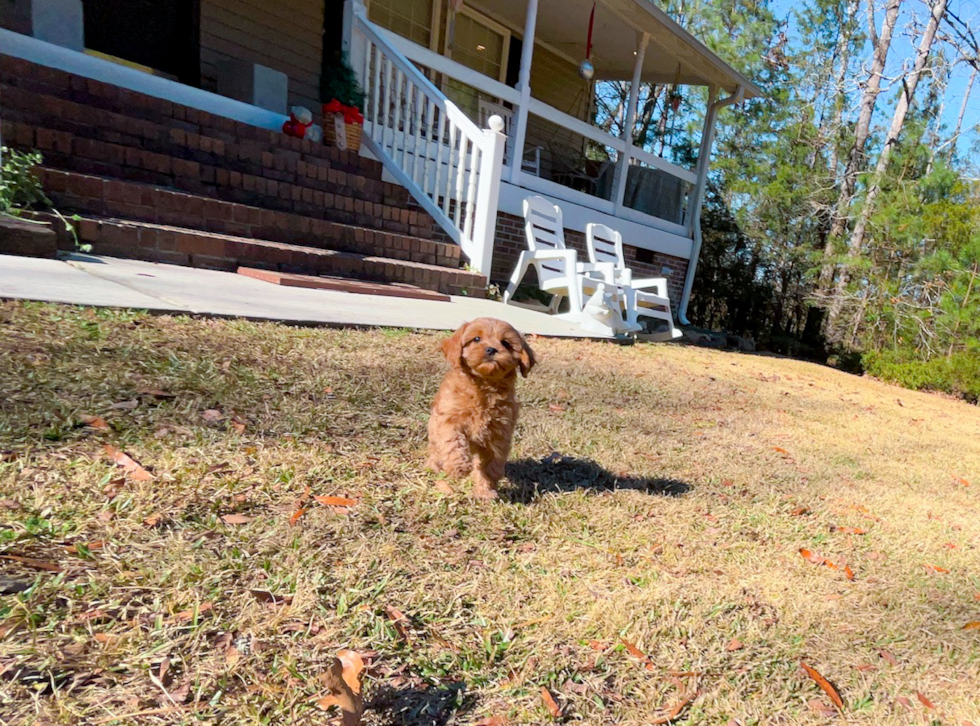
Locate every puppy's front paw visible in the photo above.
<box><xmin>472</xmin><ymin>484</ymin><xmax>499</xmax><ymax>500</ymax></box>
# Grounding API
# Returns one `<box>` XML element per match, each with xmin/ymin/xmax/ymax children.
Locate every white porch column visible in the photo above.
<box><xmin>342</xmin><ymin>0</ymin><xmax>368</xmax><ymax>70</ymax></box>
<box><xmin>612</xmin><ymin>31</ymin><xmax>649</xmax><ymax>212</ymax></box>
<box><xmin>678</xmin><ymin>84</ymin><xmax>743</xmax><ymax>324</ymax></box>
<box><xmin>508</xmin><ymin>0</ymin><xmax>539</xmax><ymax>182</ymax></box>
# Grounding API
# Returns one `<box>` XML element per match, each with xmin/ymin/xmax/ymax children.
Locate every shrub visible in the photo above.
<box><xmin>863</xmin><ymin>349</ymin><xmax>980</xmax><ymax>403</ymax></box>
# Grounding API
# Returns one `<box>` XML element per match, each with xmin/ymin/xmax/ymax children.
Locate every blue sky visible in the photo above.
<box><xmin>772</xmin><ymin>0</ymin><xmax>980</xmax><ymax>161</ymax></box>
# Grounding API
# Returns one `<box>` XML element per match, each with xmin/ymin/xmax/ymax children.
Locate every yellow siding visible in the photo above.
<box><xmin>526</xmin><ymin>45</ymin><xmax>592</xmax><ymax>175</ymax></box>
<box><xmin>200</xmin><ymin>0</ymin><xmax>325</xmax><ymax>110</ymax></box>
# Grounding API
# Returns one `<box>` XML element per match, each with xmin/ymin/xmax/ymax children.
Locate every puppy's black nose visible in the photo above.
<box><xmin>485</xmin><ymin>346</ymin><xmax>498</xmax><ymax>357</ymax></box>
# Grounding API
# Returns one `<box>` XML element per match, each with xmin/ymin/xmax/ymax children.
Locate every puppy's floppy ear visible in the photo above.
<box><xmin>440</xmin><ymin>322</ymin><xmax>468</xmax><ymax>368</ymax></box>
<box><xmin>517</xmin><ymin>332</ymin><xmax>536</xmax><ymax>378</ymax></box>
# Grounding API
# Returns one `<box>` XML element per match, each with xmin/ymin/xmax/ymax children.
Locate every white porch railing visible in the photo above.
<box><xmin>344</xmin><ymin>1</ymin><xmax>506</xmax><ymax>277</ymax></box>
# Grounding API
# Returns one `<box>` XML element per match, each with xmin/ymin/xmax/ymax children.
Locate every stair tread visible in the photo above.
<box><xmin>75</xmin><ymin>215</ymin><xmax>484</xmax><ymax>278</ymax></box>
<box><xmin>39</xmin><ymin>167</ymin><xmax>462</xmax><ymax>268</ymax></box>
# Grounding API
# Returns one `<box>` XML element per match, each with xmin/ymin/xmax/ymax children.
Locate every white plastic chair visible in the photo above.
<box><xmin>586</xmin><ymin>222</ymin><xmax>682</xmax><ymax>340</ymax></box>
<box><xmin>504</xmin><ymin>197</ymin><xmax>638</xmax><ymax>336</ymax></box>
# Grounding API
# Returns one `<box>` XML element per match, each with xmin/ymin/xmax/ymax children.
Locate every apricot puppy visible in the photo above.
<box><xmin>426</xmin><ymin>318</ymin><xmax>535</xmax><ymax>498</ymax></box>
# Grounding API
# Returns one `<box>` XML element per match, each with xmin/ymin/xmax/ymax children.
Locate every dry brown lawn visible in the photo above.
<box><xmin>1</xmin><ymin>300</ymin><xmax>979</xmax><ymax>726</ymax></box>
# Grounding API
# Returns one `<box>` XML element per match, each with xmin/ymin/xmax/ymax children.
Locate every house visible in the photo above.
<box><xmin>0</xmin><ymin>0</ymin><xmax>759</xmax><ymax>324</ymax></box>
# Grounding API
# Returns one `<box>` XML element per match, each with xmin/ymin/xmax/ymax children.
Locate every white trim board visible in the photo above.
<box><xmin>0</xmin><ymin>29</ymin><xmax>289</xmax><ymax>131</ymax></box>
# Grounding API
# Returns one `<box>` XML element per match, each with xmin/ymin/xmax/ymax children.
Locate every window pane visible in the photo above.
<box><xmin>369</xmin><ymin>0</ymin><xmax>433</xmax><ymax>47</ymax></box>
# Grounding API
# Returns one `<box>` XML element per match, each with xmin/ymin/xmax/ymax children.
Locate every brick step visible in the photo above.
<box><xmin>47</xmin><ymin>216</ymin><xmax>486</xmax><ymax>297</ymax></box>
<box><xmin>0</xmin><ymin>68</ymin><xmax>435</xmax><ymax>238</ymax></box>
<box><xmin>37</xmin><ymin>168</ymin><xmax>462</xmax><ymax>269</ymax></box>
<box><xmin>0</xmin><ymin>54</ymin><xmax>387</xmax><ymax>181</ymax></box>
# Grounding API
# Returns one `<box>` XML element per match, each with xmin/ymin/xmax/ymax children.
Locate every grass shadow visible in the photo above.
<box><xmin>366</xmin><ymin>680</ymin><xmax>475</xmax><ymax>726</ymax></box>
<box><xmin>503</xmin><ymin>453</ymin><xmax>692</xmax><ymax>503</ymax></box>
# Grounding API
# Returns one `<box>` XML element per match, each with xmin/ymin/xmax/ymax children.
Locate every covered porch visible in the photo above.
<box><xmin>344</xmin><ymin>0</ymin><xmax>761</xmax><ymax>320</ymax></box>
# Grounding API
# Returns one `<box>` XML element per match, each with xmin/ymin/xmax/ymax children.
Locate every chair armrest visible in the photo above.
<box><xmin>576</xmin><ymin>261</ymin><xmax>617</xmax><ymax>284</ymax></box>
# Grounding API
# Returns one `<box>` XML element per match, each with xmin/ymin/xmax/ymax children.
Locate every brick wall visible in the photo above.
<box><xmin>486</xmin><ymin>211</ymin><xmax>688</xmax><ymax>311</ymax></box>
<box><xmin>0</xmin><ymin>54</ymin><xmax>438</xmax><ymax>239</ymax></box>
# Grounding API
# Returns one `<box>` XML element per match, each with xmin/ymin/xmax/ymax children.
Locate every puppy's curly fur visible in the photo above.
<box><xmin>426</xmin><ymin>318</ymin><xmax>535</xmax><ymax>498</ymax></box>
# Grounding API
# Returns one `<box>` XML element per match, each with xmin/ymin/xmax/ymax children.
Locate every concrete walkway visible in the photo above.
<box><xmin>0</xmin><ymin>253</ymin><xmax>602</xmax><ymax>337</ymax></box>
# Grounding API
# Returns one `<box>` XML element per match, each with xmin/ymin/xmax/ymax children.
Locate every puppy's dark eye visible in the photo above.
<box><xmin>501</xmin><ymin>340</ymin><xmax>512</xmax><ymax>350</ymax></box>
<box><xmin>473</xmin><ymin>336</ymin><xmax>481</xmax><ymax>343</ymax></box>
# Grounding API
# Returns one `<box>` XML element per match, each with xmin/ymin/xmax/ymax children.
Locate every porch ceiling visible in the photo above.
<box><xmin>473</xmin><ymin>0</ymin><xmax>762</xmax><ymax>98</ymax></box>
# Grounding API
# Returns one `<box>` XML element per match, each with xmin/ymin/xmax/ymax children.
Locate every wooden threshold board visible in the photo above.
<box><xmin>237</xmin><ymin>268</ymin><xmax>450</xmax><ymax>301</ymax></box>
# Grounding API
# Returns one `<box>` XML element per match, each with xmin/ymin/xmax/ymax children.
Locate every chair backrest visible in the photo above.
<box><xmin>477</xmin><ymin>99</ymin><xmax>514</xmax><ymax>133</ymax></box>
<box><xmin>523</xmin><ymin>195</ymin><xmax>571</xmax><ymax>283</ymax></box>
<box><xmin>586</xmin><ymin>222</ymin><xmax>625</xmax><ymax>268</ymax></box>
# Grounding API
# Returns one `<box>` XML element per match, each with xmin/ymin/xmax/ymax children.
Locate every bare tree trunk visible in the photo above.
<box><xmin>827</xmin><ymin>0</ymin><xmax>950</xmax><ymax>332</ymax></box>
<box><xmin>825</xmin><ymin>0</ymin><xmax>861</xmax><ymax>182</ymax></box>
<box><xmin>818</xmin><ymin>0</ymin><xmax>902</xmax><ymax>293</ymax></box>
<box><xmin>942</xmin><ymin>64</ymin><xmax>977</xmax><ymax>161</ymax></box>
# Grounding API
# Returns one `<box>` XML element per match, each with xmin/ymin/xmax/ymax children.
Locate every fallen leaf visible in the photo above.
<box><xmin>726</xmin><ymin>638</ymin><xmax>744</xmax><ymax>651</ymax></box>
<box><xmin>833</xmin><ymin>526</ymin><xmax>868</xmax><ymax>535</ymax></box>
<box><xmin>790</xmin><ymin>506</ymin><xmax>810</xmax><ymax>516</ymax></box>
<box><xmin>808</xmin><ymin>699</ymin><xmax>838</xmax><ymax>717</ymax></box>
<box><xmin>386</xmin><ymin>605</ymin><xmax>410</xmax><ymax>640</ymax></box>
<box><xmin>231</xmin><ymin>419</ymin><xmax>246</xmax><ymax>435</ymax></box>
<box><xmin>221</xmin><ymin>514</ymin><xmax>252</xmax><ymax>525</ymax></box>
<box><xmin>843</xmin><ymin>565</ymin><xmax>855</xmax><ymax>581</ymax></box>
<box><xmin>314</xmin><ymin>495</ymin><xmax>358</xmax><ymax>507</ymax></box>
<box><xmin>925</xmin><ymin>564</ymin><xmax>950</xmax><ymax>574</ymax></box>
<box><xmin>916</xmin><ymin>691</ymin><xmax>935</xmax><ymax>710</ymax></box>
<box><xmin>540</xmin><ymin>687</ymin><xmax>561</xmax><ymax>718</ymax></box>
<box><xmin>621</xmin><ymin>639</ymin><xmax>647</xmax><ymax>660</ymax></box>
<box><xmin>80</xmin><ymin>415</ymin><xmax>110</xmax><ymax>431</ymax></box>
<box><xmin>174</xmin><ymin>602</ymin><xmax>212</xmax><ymax>621</ymax></box>
<box><xmin>318</xmin><ymin>650</ymin><xmax>365</xmax><ymax>726</ymax></box>
<box><xmin>102</xmin><ymin>477</ymin><xmax>125</xmax><ymax>499</ymax></box>
<box><xmin>0</xmin><ymin>554</ymin><xmax>61</xmax><ymax>572</ymax></box>
<box><xmin>108</xmin><ymin>399</ymin><xmax>139</xmax><ymax>410</ymax></box>
<box><xmin>854</xmin><ymin>664</ymin><xmax>876</xmax><ymax>671</ymax></box>
<box><xmin>143</xmin><ymin>513</ymin><xmax>163</xmax><ymax>527</ymax></box>
<box><xmin>588</xmin><ymin>640</ymin><xmax>608</xmax><ymax>651</ymax></box>
<box><xmin>953</xmin><ymin>475</ymin><xmax>970</xmax><ymax>486</ymax></box>
<box><xmin>800</xmin><ymin>662</ymin><xmax>844</xmax><ymax>711</ymax></box>
<box><xmin>548</xmin><ymin>404</ymin><xmax>565</xmax><ymax>414</ymax></box>
<box><xmin>473</xmin><ymin>718</ymin><xmax>507</xmax><ymax>726</ymax></box>
<box><xmin>289</xmin><ymin>508</ymin><xmax>307</xmax><ymax>526</ymax></box>
<box><xmin>773</xmin><ymin>446</ymin><xmax>790</xmax><ymax>455</ymax></box>
<box><xmin>64</xmin><ymin>541</ymin><xmax>105</xmax><ymax>554</ymax></box>
<box><xmin>202</xmin><ymin>409</ymin><xmax>224</xmax><ymax>422</ymax></box>
<box><xmin>93</xmin><ymin>633</ymin><xmax>118</xmax><ymax>645</ymax></box>
<box><xmin>97</xmin><ymin>510</ymin><xmax>114</xmax><ymax>522</ymax></box>
<box><xmin>0</xmin><ymin>499</ymin><xmax>21</xmax><ymax>510</ymax></box>
<box><xmin>800</xmin><ymin>548</ymin><xmax>825</xmax><ymax>565</ymax></box>
<box><xmin>103</xmin><ymin>445</ymin><xmax>153</xmax><ymax>481</ymax></box>
<box><xmin>879</xmin><ymin>650</ymin><xmax>898</xmax><ymax>666</ymax></box>
<box><xmin>249</xmin><ymin>589</ymin><xmax>293</xmax><ymax>606</ymax></box>
<box><xmin>962</xmin><ymin>622</ymin><xmax>980</xmax><ymax>630</ymax></box>
<box><xmin>895</xmin><ymin>696</ymin><xmax>913</xmax><ymax>710</ymax></box>
<box><xmin>225</xmin><ymin>645</ymin><xmax>240</xmax><ymax>666</ymax></box>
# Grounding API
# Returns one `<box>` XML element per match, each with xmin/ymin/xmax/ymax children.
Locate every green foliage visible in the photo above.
<box><xmin>320</xmin><ymin>52</ymin><xmax>365</xmax><ymax>109</ymax></box>
<box><xmin>0</xmin><ymin>147</ymin><xmax>49</xmax><ymax>214</ymax></box>
<box><xmin>863</xmin><ymin>349</ymin><xmax>980</xmax><ymax>403</ymax></box>
<box><xmin>1</xmin><ymin>146</ymin><xmax>87</xmax><ymax>251</ymax></box>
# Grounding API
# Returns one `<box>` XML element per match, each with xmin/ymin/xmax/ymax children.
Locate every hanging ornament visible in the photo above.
<box><xmin>578</xmin><ymin>3</ymin><xmax>596</xmax><ymax>80</ymax></box>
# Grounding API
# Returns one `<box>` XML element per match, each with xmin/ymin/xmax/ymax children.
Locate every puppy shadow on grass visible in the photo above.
<box><xmin>503</xmin><ymin>453</ymin><xmax>692</xmax><ymax>504</ymax></box>
<box><xmin>367</xmin><ymin>680</ymin><xmax>474</xmax><ymax>726</ymax></box>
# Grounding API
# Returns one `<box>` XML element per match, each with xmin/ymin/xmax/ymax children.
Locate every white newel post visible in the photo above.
<box><xmin>471</xmin><ymin>115</ymin><xmax>507</xmax><ymax>277</ymax></box>
<box><xmin>342</xmin><ymin>0</ymin><xmax>367</xmax><ymax>70</ymax></box>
